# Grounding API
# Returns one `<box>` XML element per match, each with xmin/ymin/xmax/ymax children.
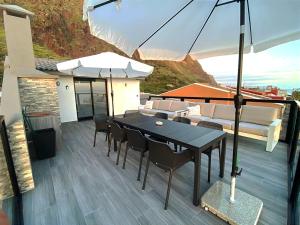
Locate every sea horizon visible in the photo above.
<box><xmin>213</xmin><ymin>74</ymin><xmax>300</xmax><ymax>93</ymax></box>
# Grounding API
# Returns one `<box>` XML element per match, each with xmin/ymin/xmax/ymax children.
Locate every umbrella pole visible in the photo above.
<box><xmin>230</xmin><ymin>0</ymin><xmax>245</xmax><ymax>203</ymax></box>
<box><xmin>110</xmin><ymin>68</ymin><xmax>115</xmax><ymax>117</ymax></box>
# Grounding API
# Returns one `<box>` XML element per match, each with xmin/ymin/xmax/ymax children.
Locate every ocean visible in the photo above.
<box><xmin>214</xmin><ymin>74</ymin><xmax>300</xmax><ymax>94</ymax></box>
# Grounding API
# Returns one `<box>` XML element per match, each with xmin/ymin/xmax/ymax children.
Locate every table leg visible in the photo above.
<box><xmin>193</xmin><ymin>150</ymin><xmax>201</xmax><ymax>206</ymax></box>
<box><xmin>114</xmin><ymin>139</ymin><xmax>117</xmax><ymax>152</ymax></box>
<box><xmin>219</xmin><ymin>136</ymin><xmax>227</xmax><ymax>178</ymax></box>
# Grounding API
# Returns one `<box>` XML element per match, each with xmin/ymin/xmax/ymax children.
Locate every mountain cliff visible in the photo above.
<box><xmin>0</xmin><ymin>0</ymin><xmax>216</xmax><ymax>93</ymax></box>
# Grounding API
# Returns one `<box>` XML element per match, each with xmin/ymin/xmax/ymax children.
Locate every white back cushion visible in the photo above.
<box><xmin>241</xmin><ymin>105</ymin><xmax>278</xmax><ymax>125</ymax></box>
<box><xmin>152</xmin><ymin>100</ymin><xmax>160</xmax><ymax>109</ymax></box>
<box><xmin>158</xmin><ymin>100</ymin><xmax>173</xmax><ymax>111</ymax></box>
<box><xmin>213</xmin><ymin>104</ymin><xmax>236</xmax><ymax>121</ymax></box>
<box><xmin>169</xmin><ymin>101</ymin><xmax>189</xmax><ymax>111</ymax></box>
<box><xmin>198</xmin><ymin>103</ymin><xmax>215</xmax><ymax>118</ymax></box>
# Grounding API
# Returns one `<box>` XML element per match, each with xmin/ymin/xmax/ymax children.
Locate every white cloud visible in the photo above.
<box><xmin>198</xmin><ymin>43</ymin><xmax>300</xmax><ymax>78</ymax></box>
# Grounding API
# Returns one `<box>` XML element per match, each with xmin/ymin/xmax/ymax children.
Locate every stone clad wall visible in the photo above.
<box><xmin>18</xmin><ymin>77</ymin><xmax>62</xmax><ymax>144</ymax></box>
<box><xmin>0</xmin><ymin>136</ymin><xmax>13</xmax><ymax>200</ymax></box>
<box><xmin>18</xmin><ymin>78</ymin><xmax>60</xmax><ymax>122</ymax></box>
<box><xmin>7</xmin><ymin>120</ymin><xmax>34</xmax><ymax>193</ymax></box>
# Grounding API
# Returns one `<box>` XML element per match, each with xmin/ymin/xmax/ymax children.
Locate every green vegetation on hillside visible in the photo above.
<box><xmin>0</xmin><ymin>0</ymin><xmax>216</xmax><ymax>93</ymax></box>
<box><xmin>292</xmin><ymin>90</ymin><xmax>300</xmax><ymax>101</ymax></box>
<box><xmin>0</xmin><ymin>25</ymin><xmax>68</xmax><ymax>84</ymax></box>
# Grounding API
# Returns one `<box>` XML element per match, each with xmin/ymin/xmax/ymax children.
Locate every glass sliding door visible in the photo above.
<box><xmin>74</xmin><ymin>79</ymin><xmax>108</xmax><ymax>120</ymax></box>
<box><xmin>92</xmin><ymin>80</ymin><xmax>108</xmax><ymax>116</ymax></box>
<box><xmin>74</xmin><ymin>80</ymin><xmax>94</xmax><ymax>119</ymax></box>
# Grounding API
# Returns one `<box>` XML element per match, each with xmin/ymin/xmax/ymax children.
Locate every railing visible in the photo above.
<box><xmin>0</xmin><ymin>116</ymin><xmax>24</xmax><ymax>225</ymax></box>
<box><xmin>148</xmin><ymin>95</ymin><xmax>300</xmax><ymax>225</ymax></box>
<box><xmin>288</xmin><ymin>101</ymin><xmax>300</xmax><ymax>225</ymax></box>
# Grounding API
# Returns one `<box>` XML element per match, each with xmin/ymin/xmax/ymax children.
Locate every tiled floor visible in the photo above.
<box><xmin>19</xmin><ymin>120</ymin><xmax>288</xmax><ymax>225</ymax></box>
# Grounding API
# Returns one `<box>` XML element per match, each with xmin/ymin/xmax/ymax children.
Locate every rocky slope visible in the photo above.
<box><xmin>0</xmin><ymin>0</ymin><xmax>216</xmax><ymax>93</ymax></box>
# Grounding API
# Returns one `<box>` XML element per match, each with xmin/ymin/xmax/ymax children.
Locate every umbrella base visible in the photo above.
<box><xmin>201</xmin><ymin>181</ymin><xmax>263</xmax><ymax>225</ymax></box>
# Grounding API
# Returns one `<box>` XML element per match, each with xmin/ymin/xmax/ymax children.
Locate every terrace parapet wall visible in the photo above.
<box><xmin>0</xmin><ymin>134</ymin><xmax>13</xmax><ymax>200</ymax></box>
<box><xmin>6</xmin><ymin>120</ymin><xmax>34</xmax><ymax>194</ymax></box>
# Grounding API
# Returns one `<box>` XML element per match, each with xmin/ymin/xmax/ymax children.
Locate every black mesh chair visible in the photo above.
<box><xmin>173</xmin><ymin>116</ymin><xmax>191</xmax><ymax>124</ymax></box>
<box><xmin>93</xmin><ymin>114</ymin><xmax>110</xmax><ymax>147</ymax></box>
<box><xmin>123</xmin><ymin>127</ymin><xmax>148</xmax><ymax>180</ymax></box>
<box><xmin>197</xmin><ymin>121</ymin><xmax>223</xmax><ymax>183</ymax></box>
<box><xmin>154</xmin><ymin>112</ymin><xmax>168</xmax><ymax>120</ymax></box>
<box><xmin>172</xmin><ymin>117</ymin><xmax>191</xmax><ymax>151</ymax></box>
<box><xmin>124</xmin><ymin>110</ymin><xmax>140</xmax><ymax>118</ymax></box>
<box><xmin>142</xmin><ymin>137</ymin><xmax>193</xmax><ymax>210</ymax></box>
<box><xmin>108</xmin><ymin>122</ymin><xmax>126</xmax><ymax>165</ymax></box>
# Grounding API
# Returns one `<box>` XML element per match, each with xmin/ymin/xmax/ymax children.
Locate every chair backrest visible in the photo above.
<box><xmin>197</xmin><ymin>121</ymin><xmax>223</xmax><ymax>131</ymax></box>
<box><xmin>173</xmin><ymin>116</ymin><xmax>191</xmax><ymax>124</ymax></box>
<box><xmin>94</xmin><ymin>114</ymin><xmax>108</xmax><ymax>131</ymax></box>
<box><xmin>154</xmin><ymin>112</ymin><xmax>168</xmax><ymax>120</ymax></box>
<box><xmin>124</xmin><ymin>127</ymin><xmax>146</xmax><ymax>151</ymax></box>
<box><xmin>110</xmin><ymin>122</ymin><xmax>125</xmax><ymax>141</ymax></box>
<box><xmin>147</xmin><ymin>137</ymin><xmax>175</xmax><ymax>169</ymax></box>
<box><xmin>124</xmin><ymin>110</ymin><xmax>140</xmax><ymax>118</ymax></box>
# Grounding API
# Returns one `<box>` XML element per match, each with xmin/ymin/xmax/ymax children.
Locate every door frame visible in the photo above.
<box><xmin>73</xmin><ymin>78</ymin><xmax>108</xmax><ymax>121</ymax></box>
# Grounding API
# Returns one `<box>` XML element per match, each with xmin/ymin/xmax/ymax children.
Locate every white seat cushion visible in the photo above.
<box><xmin>140</xmin><ymin>108</ymin><xmax>176</xmax><ymax>119</ymax></box>
<box><xmin>210</xmin><ymin>118</ymin><xmax>234</xmax><ymax>130</ymax></box>
<box><xmin>239</xmin><ymin>122</ymin><xmax>269</xmax><ymax>137</ymax></box>
<box><xmin>213</xmin><ymin>104</ymin><xmax>235</xmax><ymax>121</ymax></box>
<box><xmin>241</xmin><ymin>105</ymin><xmax>278</xmax><ymax>126</ymax></box>
<box><xmin>186</xmin><ymin>115</ymin><xmax>211</xmax><ymax>123</ymax></box>
<box><xmin>139</xmin><ymin>108</ymin><xmax>157</xmax><ymax>115</ymax></box>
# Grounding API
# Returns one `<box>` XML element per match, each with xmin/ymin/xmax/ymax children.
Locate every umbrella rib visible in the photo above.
<box><xmin>93</xmin><ymin>0</ymin><xmax>118</xmax><ymax>10</ymax></box>
<box><xmin>138</xmin><ymin>0</ymin><xmax>194</xmax><ymax>48</ymax></box>
<box><xmin>71</xmin><ymin>60</ymin><xmax>82</xmax><ymax>76</ymax></box>
<box><xmin>187</xmin><ymin>0</ymin><xmax>219</xmax><ymax>55</ymax></box>
<box><xmin>98</xmin><ymin>68</ymin><xmax>102</xmax><ymax>78</ymax></box>
<box><xmin>246</xmin><ymin>0</ymin><xmax>253</xmax><ymax>45</ymax></box>
<box><xmin>122</xmin><ymin>69</ymin><xmax>128</xmax><ymax>78</ymax></box>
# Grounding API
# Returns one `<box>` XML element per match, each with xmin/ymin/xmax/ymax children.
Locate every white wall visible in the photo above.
<box><xmin>57</xmin><ymin>76</ymin><xmax>78</xmax><ymax>123</ymax></box>
<box><xmin>3</xmin><ymin>12</ymin><xmax>35</xmax><ymax>70</ymax></box>
<box><xmin>107</xmin><ymin>79</ymin><xmax>140</xmax><ymax>116</ymax></box>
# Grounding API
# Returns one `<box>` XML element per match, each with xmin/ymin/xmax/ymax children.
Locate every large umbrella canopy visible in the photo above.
<box><xmin>57</xmin><ymin>52</ymin><xmax>154</xmax><ymax>78</ymax></box>
<box><xmin>83</xmin><ymin>0</ymin><xmax>300</xmax><ymax>61</ymax></box>
<box><xmin>82</xmin><ymin>0</ymin><xmax>300</xmax><ymax>208</ymax></box>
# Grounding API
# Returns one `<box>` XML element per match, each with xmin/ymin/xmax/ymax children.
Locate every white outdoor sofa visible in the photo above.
<box><xmin>138</xmin><ymin>99</ymin><xmax>189</xmax><ymax>119</ymax></box>
<box><xmin>186</xmin><ymin>103</ymin><xmax>282</xmax><ymax>152</ymax></box>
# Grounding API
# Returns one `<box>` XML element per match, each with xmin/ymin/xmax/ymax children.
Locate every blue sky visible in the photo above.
<box><xmin>199</xmin><ymin>40</ymin><xmax>300</xmax><ymax>89</ymax></box>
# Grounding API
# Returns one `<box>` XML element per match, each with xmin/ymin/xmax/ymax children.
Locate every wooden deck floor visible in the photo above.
<box><xmin>21</xmin><ymin>120</ymin><xmax>288</xmax><ymax>225</ymax></box>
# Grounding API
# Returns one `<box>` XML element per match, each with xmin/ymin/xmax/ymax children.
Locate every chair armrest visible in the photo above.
<box><xmin>174</xmin><ymin>109</ymin><xmax>189</xmax><ymax>117</ymax></box>
<box><xmin>266</xmin><ymin>119</ymin><xmax>282</xmax><ymax>152</ymax></box>
<box><xmin>268</xmin><ymin>119</ymin><xmax>281</xmax><ymax>138</ymax></box>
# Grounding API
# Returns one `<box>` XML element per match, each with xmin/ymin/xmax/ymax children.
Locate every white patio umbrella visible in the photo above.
<box><xmin>82</xmin><ymin>1</ymin><xmax>300</xmax><ymax>224</ymax></box>
<box><xmin>57</xmin><ymin>52</ymin><xmax>154</xmax><ymax>116</ymax></box>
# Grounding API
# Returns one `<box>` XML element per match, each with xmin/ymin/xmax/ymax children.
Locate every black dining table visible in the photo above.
<box><xmin>113</xmin><ymin>114</ymin><xmax>227</xmax><ymax>206</ymax></box>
